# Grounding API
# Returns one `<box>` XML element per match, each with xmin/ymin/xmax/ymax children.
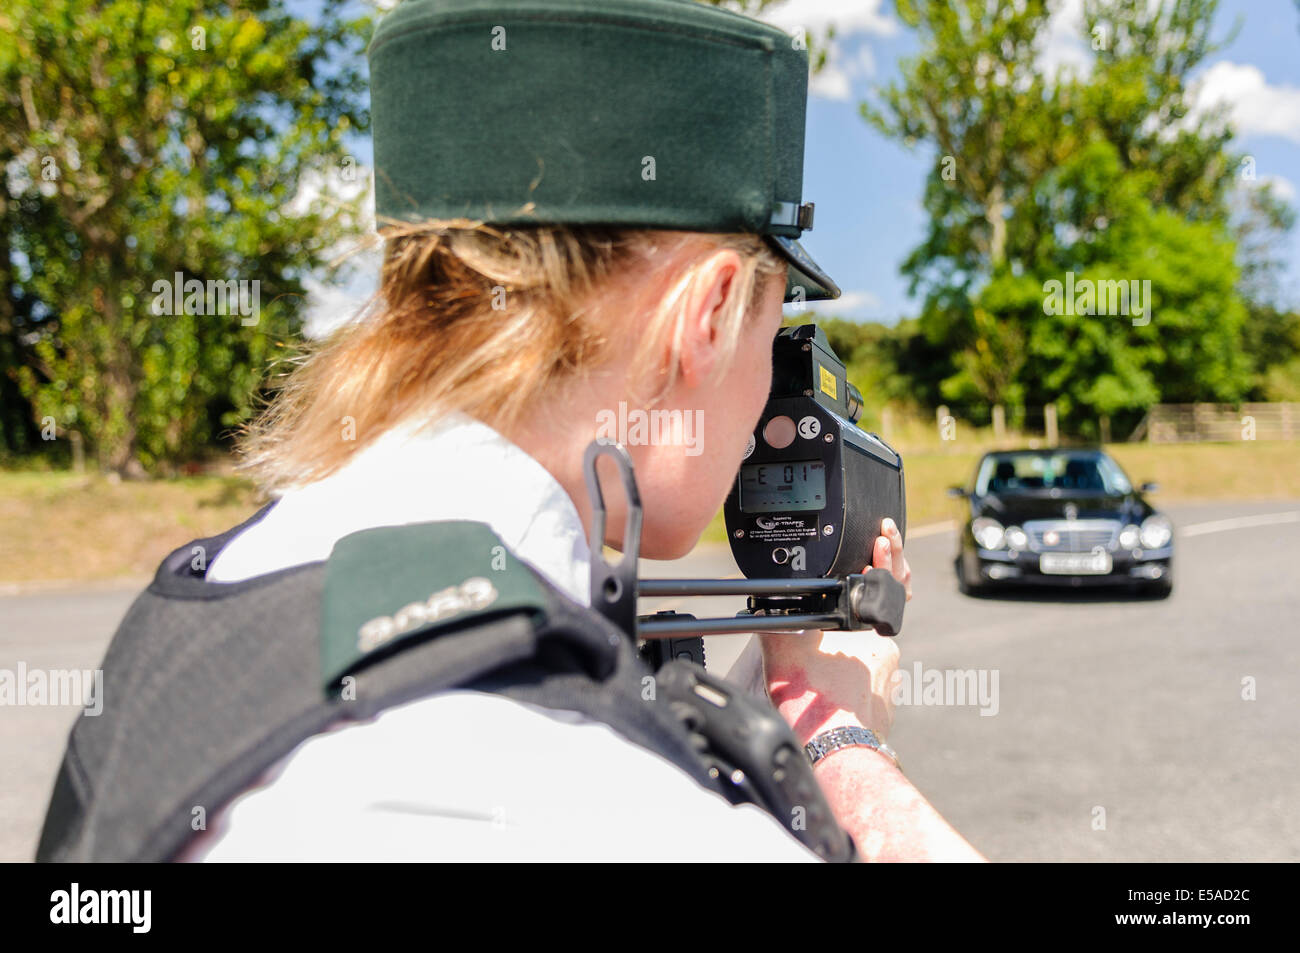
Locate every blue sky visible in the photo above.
<box><xmin>301</xmin><ymin>0</ymin><xmax>1300</xmax><ymax>334</ymax></box>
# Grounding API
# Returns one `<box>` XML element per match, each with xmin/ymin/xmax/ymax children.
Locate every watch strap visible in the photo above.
<box><xmin>805</xmin><ymin>725</ymin><xmax>901</xmax><ymax>771</ymax></box>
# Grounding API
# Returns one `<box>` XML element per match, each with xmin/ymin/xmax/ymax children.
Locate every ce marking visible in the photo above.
<box><xmin>797</xmin><ymin>415</ymin><xmax>821</xmax><ymax>440</ymax></box>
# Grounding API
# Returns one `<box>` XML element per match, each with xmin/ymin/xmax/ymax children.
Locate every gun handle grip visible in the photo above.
<box><xmin>850</xmin><ymin>571</ymin><xmax>906</xmax><ymax>636</ymax></box>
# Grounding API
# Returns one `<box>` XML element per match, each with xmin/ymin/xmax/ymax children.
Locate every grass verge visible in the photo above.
<box><xmin>698</xmin><ymin>440</ymin><xmax>1300</xmax><ymax>545</ymax></box>
<box><xmin>1</xmin><ymin>440</ymin><xmax>1296</xmax><ymax>583</ymax></box>
<box><xmin>0</xmin><ymin>472</ymin><xmax>265</xmax><ymax>584</ymax></box>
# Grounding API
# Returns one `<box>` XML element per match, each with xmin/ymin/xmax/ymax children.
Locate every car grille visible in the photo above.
<box><xmin>1023</xmin><ymin>519</ymin><xmax>1120</xmax><ymax>552</ymax></box>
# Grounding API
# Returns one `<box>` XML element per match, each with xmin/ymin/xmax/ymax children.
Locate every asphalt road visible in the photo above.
<box><xmin>2</xmin><ymin>500</ymin><xmax>1297</xmax><ymax>862</ymax></box>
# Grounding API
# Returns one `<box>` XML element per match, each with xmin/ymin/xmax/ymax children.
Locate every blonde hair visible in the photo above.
<box><xmin>239</xmin><ymin>220</ymin><xmax>784</xmax><ymax>491</ymax></box>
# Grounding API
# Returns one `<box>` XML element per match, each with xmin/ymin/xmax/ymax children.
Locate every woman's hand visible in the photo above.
<box><xmin>759</xmin><ymin>518</ymin><xmax>911</xmax><ymax>746</ymax></box>
<box><xmin>874</xmin><ymin>516</ymin><xmax>912</xmax><ymax>603</ymax></box>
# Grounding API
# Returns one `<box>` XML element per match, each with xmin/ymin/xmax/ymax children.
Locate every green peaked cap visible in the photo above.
<box><xmin>368</xmin><ymin>0</ymin><xmax>840</xmax><ymax>301</ymax></box>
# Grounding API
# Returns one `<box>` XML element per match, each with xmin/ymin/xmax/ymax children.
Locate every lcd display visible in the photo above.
<box><xmin>739</xmin><ymin>460</ymin><xmax>827</xmax><ymax>513</ymax></box>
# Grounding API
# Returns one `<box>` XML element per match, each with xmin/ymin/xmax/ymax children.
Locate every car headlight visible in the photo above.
<box><xmin>1004</xmin><ymin>525</ymin><xmax>1029</xmax><ymax>551</ymax></box>
<box><xmin>1139</xmin><ymin>515</ymin><xmax>1172</xmax><ymax>549</ymax></box>
<box><xmin>1119</xmin><ymin>524</ymin><xmax>1141</xmax><ymax>549</ymax></box>
<box><xmin>972</xmin><ymin>518</ymin><xmax>1005</xmax><ymax>550</ymax></box>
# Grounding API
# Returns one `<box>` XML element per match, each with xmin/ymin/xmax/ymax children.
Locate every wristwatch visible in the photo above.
<box><xmin>805</xmin><ymin>725</ymin><xmax>902</xmax><ymax>771</ymax></box>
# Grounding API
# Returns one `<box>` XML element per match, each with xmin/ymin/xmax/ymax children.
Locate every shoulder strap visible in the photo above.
<box><xmin>38</xmin><ymin>516</ymin><xmax>720</xmax><ymax>861</ymax></box>
<box><xmin>39</xmin><ymin>512</ymin><xmax>854</xmax><ymax>861</ymax></box>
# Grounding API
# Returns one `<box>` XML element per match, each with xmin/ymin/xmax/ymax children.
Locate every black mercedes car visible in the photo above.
<box><xmin>949</xmin><ymin>448</ymin><xmax>1173</xmax><ymax>597</ymax></box>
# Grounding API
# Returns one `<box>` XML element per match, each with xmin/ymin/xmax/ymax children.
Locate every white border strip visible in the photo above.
<box><xmin>1180</xmin><ymin>511</ymin><xmax>1300</xmax><ymax>538</ymax></box>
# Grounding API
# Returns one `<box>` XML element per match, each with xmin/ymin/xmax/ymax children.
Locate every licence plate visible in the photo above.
<box><xmin>1040</xmin><ymin>551</ymin><xmax>1112</xmax><ymax>575</ymax></box>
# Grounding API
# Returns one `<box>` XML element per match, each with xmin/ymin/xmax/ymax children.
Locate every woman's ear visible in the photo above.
<box><xmin>678</xmin><ymin>249</ymin><xmax>743</xmax><ymax>389</ymax></box>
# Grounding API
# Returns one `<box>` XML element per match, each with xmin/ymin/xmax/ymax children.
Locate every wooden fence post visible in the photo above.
<box><xmin>1045</xmin><ymin>403</ymin><xmax>1058</xmax><ymax>447</ymax></box>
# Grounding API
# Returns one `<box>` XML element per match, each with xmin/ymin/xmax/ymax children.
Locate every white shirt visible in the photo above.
<box><xmin>189</xmin><ymin>414</ymin><xmax>817</xmax><ymax>861</ymax></box>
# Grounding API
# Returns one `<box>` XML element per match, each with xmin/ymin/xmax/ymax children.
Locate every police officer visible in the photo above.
<box><xmin>37</xmin><ymin>0</ymin><xmax>982</xmax><ymax>862</ymax></box>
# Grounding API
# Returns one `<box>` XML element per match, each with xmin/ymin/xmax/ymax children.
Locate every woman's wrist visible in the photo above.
<box><xmin>761</xmin><ymin>630</ymin><xmax>896</xmax><ymax>745</ymax></box>
<box><xmin>809</xmin><ymin>733</ymin><xmax>904</xmax><ymax>776</ymax></box>
<box><xmin>766</xmin><ymin>680</ymin><xmax>889</xmax><ymax>747</ymax></box>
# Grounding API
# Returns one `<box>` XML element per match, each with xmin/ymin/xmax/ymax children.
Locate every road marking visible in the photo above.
<box><xmin>1179</xmin><ymin>511</ymin><xmax>1300</xmax><ymax>538</ymax></box>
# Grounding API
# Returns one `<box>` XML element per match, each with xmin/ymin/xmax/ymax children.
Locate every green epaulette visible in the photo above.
<box><xmin>320</xmin><ymin>521</ymin><xmax>548</xmax><ymax>690</ymax></box>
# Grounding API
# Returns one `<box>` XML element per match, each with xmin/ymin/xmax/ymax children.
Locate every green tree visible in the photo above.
<box><xmin>0</xmin><ymin>0</ymin><xmax>371</xmax><ymax>473</ymax></box>
<box><xmin>0</xmin><ymin>130</ymin><xmax>54</xmax><ymax>458</ymax></box>
<box><xmin>865</xmin><ymin>0</ymin><xmax>1269</xmax><ymax>434</ymax></box>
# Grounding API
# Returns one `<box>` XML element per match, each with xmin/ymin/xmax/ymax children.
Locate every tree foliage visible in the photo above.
<box><xmin>0</xmin><ymin>0</ymin><xmax>371</xmax><ymax>472</ymax></box>
<box><xmin>862</xmin><ymin>0</ymin><xmax>1291</xmax><ymax>435</ymax></box>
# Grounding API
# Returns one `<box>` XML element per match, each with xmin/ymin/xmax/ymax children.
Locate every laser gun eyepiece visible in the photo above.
<box><xmin>845</xmin><ymin>381</ymin><xmax>864</xmax><ymax>425</ymax></box>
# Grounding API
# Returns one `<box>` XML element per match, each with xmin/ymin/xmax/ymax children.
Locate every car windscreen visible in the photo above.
<box><xmin>974</xmin><ymin>452</ymin><xmax>1131</xmax><ymax>495</ymax></box>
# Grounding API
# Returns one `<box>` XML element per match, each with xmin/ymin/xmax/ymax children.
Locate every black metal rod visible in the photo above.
<box><xmin>638</xmin><ymin>613</ymin><xmax>844</xmax><ymax>637</ymax></box>
<box><xmin>638</xmin><ymin>578</ymin><xmax>843</xmax><ymax>597</ymax></box>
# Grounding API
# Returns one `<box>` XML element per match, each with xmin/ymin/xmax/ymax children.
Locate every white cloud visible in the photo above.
<box><xmin>807</xmin><ymin>41</ymin><xmax>878</xmax><ymax>101</ymax></box>
<box><xmin>834</xmin><ymin>290</ymin><xmax>882</xmax><ymax>312</ymax></box>
<box><xmin>785</xmin><ymin>289</ymin><xmax>882</xmax><ymax>317</ymax></box>
<box><xmin>283</xmin><ymin>162</ymin><xmax>376</xmax><ymax>313</ymax></box>
<box><xmin>284</xmin><ymin>163</ymin><xmax>372</xmax><ymax>226</ymax></box>
<box><xmin>754</xmin><ymin>0</ymin><xmax>894</xmax><ymax>101</ymax></box>
<box><xmin>756</xmin><ymin>0</ymin><xmax>897</xmax><ymax>39</ymax></box>
<box><xmin>1037</xmin><ymin>0</ymin><xmax>1093</xmax><ymax>80</ymax></box>
<box><xmin>284</xmin><ymin>162</ymin><xmax>379</xmax><ymax>339</ymax></box>
<box><xmin>302</xmin><ymin>265</ymin><xmax>379</xmax><ymax>340</ymax></box>
<box><xmin>1193</xmin><ymin>61</ymin><xmax>1300</xmax><ymax>144</ymax></box>
<box><xmin>809</xmin><ymin>54</ymin><xmax>852</xmax><ymax>101</ymax></box>
<box><xmin>1255</xmin><ymin>174</ymin><xmax>1297</xmax><ymax>204</ymax></box>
